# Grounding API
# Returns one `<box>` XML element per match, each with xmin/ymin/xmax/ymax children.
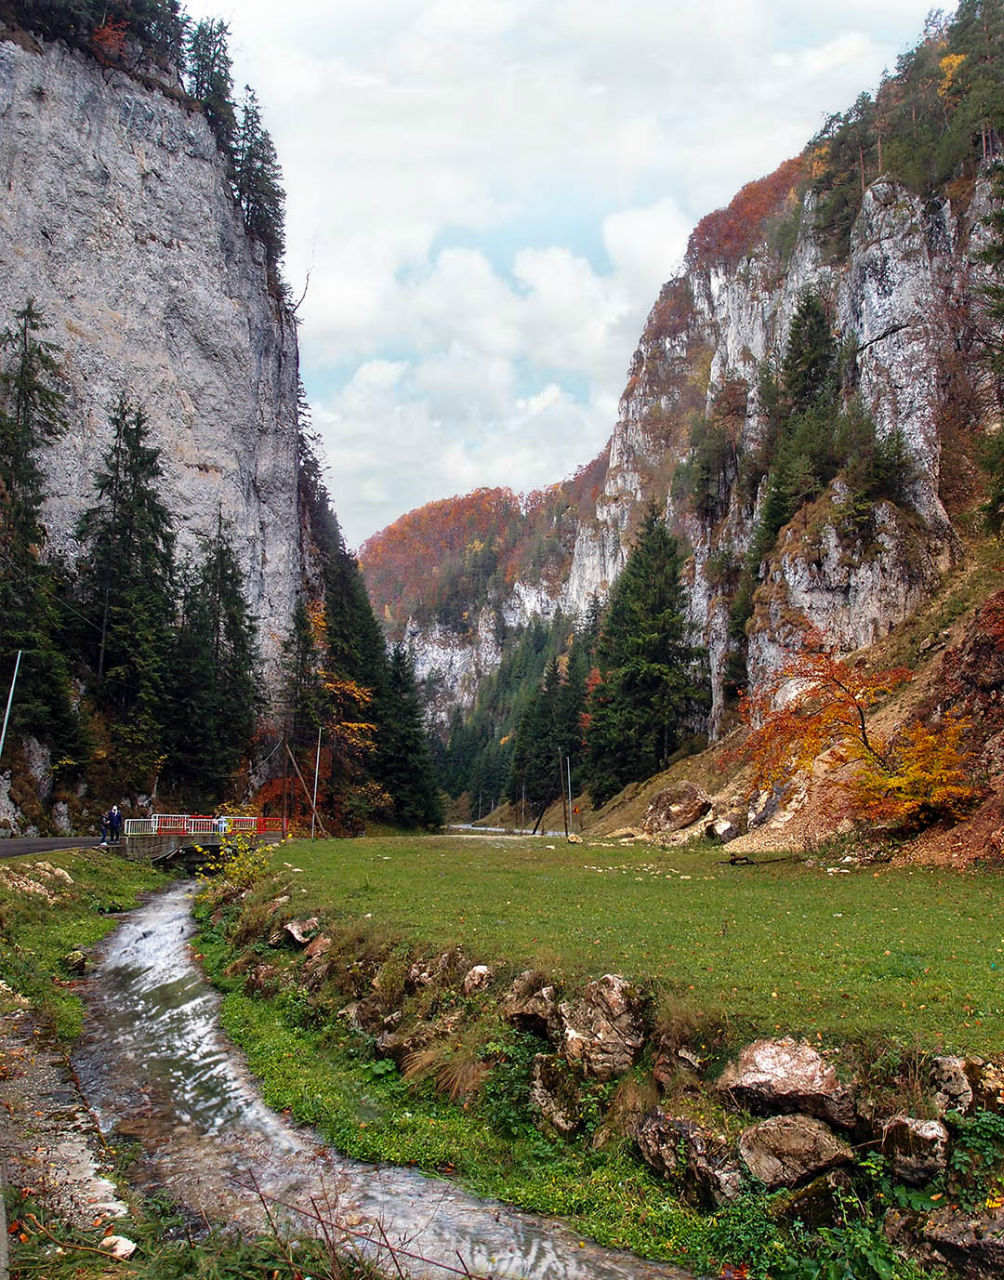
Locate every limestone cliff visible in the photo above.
<box><xmin>371</xmin><ymin>170</ymin><xmax>986</xmax><ymax>731</ymax></box>
<box><xmin>0</xmin><ymin>32</ymin><xmax>302</xmax><ymax>676</ymax></box>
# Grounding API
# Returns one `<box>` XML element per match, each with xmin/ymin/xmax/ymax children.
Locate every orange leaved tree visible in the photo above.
<box><xmin>741</xmin><ymin>641</ymin><xmax>978</xmax><ymax>830</ymax></box>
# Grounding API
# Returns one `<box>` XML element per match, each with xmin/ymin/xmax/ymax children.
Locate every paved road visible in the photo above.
<box><xmin>0</xmin><ymin>837</ymin><xmax>104</xmax><ymax>860</ymax></box>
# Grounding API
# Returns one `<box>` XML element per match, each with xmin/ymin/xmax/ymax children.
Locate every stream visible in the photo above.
<box><xmin>73</xmin><ymin>883</ymin><xmax>697</xmax><ymax>1280</ymax></box>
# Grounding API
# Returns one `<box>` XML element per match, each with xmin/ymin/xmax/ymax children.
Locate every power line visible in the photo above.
<box><xmin>0</xmin><ymin>542</ymin><xmax>112</xmax><ymax>637</ymax></box>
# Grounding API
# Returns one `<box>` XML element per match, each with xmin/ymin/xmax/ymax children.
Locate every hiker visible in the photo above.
<box><xmin>108</xmin><ymin>804</ymin><xmax>122</xmax><ymax>844</ymax></box>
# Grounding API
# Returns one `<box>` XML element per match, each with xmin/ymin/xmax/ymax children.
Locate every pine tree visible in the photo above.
<box><xmin>375</xmin><ymin>644</ymin><xmax>443</xmax><ymax>828</ymax></box>
<box><xmin>584</xmin><ymin>507</ymin><xmax>707</xmax><ymax>806</ymax></box>
<box><xmin>234</xmin><ymin>86</ymin><xmax>286</xmax><ymax>266</ymax></box>
<box><xmin>185</xmin><ymin>18</ymin><xmax>237</xmax><ymax>155</ymax></box>
<box><xmin>76</xmin><ymin>394</ymin><xmax>176</xmax><ymax>792</ymax></box>
<box><xmin>0</xmin><ymin>300</ymin><xmax>79</xmax><ymax>756</ymax></box>
<box><xmin>168</xmin><ymin>513</ymin><xmax>260</xmax><ymax>801</ymax></box>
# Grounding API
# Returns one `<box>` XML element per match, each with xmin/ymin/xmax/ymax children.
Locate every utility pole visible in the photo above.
<box><xmin>558</xmin><ymin>753</ymin><xmax>569</xmax><ymax>837</ymax></box>
<box><xmin>0</xmin><ymin>650</ymin><xmax>22</xmax><ymax>764</ymax></box>
<box><xmin>310</xmin><ymin>724</ymin><xmax>322</xmax><ymax>839</ymax></box>
<box><xmin>566</xmin><ymin>755</ymin><xmax>574</xmax><ymax>835</ymax></box>
<box><xmin>280</xmin><ymin>731</ymin><xmax>290</xmax><ymax>838</ymax></box>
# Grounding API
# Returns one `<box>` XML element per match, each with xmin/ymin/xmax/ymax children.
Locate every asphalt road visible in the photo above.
<box><xmin>0</xmin><ymin>836</ymin><xmax>105</xmax><ymax>860</ymax></box>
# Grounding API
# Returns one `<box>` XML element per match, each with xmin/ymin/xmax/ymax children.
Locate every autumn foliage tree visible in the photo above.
<box><xmin>741</xmin><ymin>639</ymin><xmax>979</xmax><ymax>830</ymax></box>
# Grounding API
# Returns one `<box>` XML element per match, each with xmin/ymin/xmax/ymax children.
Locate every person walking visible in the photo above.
<box><xmin>108</xmin><ymin>804</ymin><xmax>122</xmax><ymax>845</ymax></box>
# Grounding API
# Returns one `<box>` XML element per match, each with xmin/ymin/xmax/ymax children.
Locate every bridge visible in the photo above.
<box><xmin>122</xmin><ymin>813</ymin><xmax>284</xmax><ymax>867</ymax></box>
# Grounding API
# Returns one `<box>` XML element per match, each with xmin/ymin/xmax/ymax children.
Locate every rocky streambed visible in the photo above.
<box><xmin>59</xmin><ymin>882</ymin><xmax>694</xmax><ymax>1280</ymax></box>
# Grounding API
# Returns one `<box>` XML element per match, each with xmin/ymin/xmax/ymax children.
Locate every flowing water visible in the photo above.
<box><xmin>73</xmin><ymin>883</ymin><xmax>697</xmax><ymax>1280</ymax></box>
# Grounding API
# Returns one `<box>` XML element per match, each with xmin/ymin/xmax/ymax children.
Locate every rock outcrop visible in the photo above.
<box><xmin>0</xmin><ymin>34</ymin><xmax>302</xmax><ymax>678</ymax></box>
<box><xmin>738</xmin><ymin>1114</ymin><xmax>854</xmax><ymax>1190</ymax></box>
<box><xmin>373</xmin><ymin>168</ymin><xmax>980</xmax><ymax>739</ymax></box>
<box><xmin>716</xmin><ymin>1037</ymin><xmax>857</xmax><ymax>1130</ymax></box>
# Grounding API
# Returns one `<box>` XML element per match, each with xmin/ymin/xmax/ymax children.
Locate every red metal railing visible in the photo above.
<box><xmin>123</xmin><ymin>814</ymin><xmax>284</xmax><ymax>837</ymax></box>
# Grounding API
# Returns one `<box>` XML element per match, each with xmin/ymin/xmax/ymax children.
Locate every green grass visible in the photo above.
<box><xmin>0</xmin><ymin>847</ymin><xmax>168</xmax><ymax>1038</ymax></box>
<box><xmin>273</xmin><ymin>832</ymin><xmax>1004</xmax><ymax>1053</ymax></box>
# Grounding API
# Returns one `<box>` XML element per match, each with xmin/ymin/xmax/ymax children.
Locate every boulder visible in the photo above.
<box><xmin>461</xmin><ymin>964</ymin><xmax>494</xmax><ymax>996</ymax></box>
<box><xmin>557</xmin><ymin>974</ymin><xmax>646</xmax><ymax>1081</ymax></box>
<box><xmin>284</xmin><ymin>916</ymin><xmax>320</xmax><ymax>946</ymax></box>
<box><xmin>653</xmin><ymin>1041</ymin><xmax>703</xmax><ymax>1090</ymax></box>
<box><xmin>501</xmin><ymin>970</ymin><xmax>559</xmax><ymax>1038</ymax></box>
<box><xmin>303</xmin><ymin>933</ymin><xmax>331</xmax><ymax>961</ymax></box>
<box><xmin>705</xmin><ymin>816</ymin><xmax>741</xmax><ymax>843</ymax></box>
<box><xmin>63</xmin><ymin>949</ymin><xmax>86</xmax><ymax>975</ymax></box>
<box><xmin>931</xmin><ymin>1055</ymin><xmax>975</xmax><ymax>1116</ymax></box>
<box><xmin>973</xmin><ymin>1060</ymin><xmax>1004</xmax><ymax>1113</ymax></box>
<box><xmin>643</xmin><ymin>783</ymin><xmax>712</xmax><ymax>836</ymax></box>
<box><xmin>739</xmin><ymin>1114</ymin><xmax>853</xmax><ymax>1190</ymax></box>
<box><xmin>637</xmin><ymin>1109</ymin><xmax>742</xmax><ymax>1206</ymax></box>
<box><xmin>716</xmin><ymin>1037</ymin><xmax>857</xmax><ymax>1130</ymax></box>
<box><xmin>923</xmin><ymin>1205</ymin><xmax>1004</xmax><ymax>1278</ymax></box>
<box><xmin>881</xmin><ymin>1115</ymin><xmax>949</xmax><ymax>1185</ymax></box>
<box><xmin>529</xmin><ymin>1054</ymin><xmax>581</xmax><ymax>1135</ymax></box>
<box><xmin>339</xmin><ymin>995</ymin><xmax>388</xmax><ymax>1036</ymax></box>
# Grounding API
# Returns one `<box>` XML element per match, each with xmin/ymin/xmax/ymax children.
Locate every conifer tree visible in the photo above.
<box><xmin>168</xmin><ymin>513</ymin><xmax>260</xmax><ymax>801</ymax></box>
<box><xmin>375</xmin><ymin>644</ymin><xmax>443</xmax><ymax>828</ymax></box>
<box><xmin>234</xmin><ymin>86</ymin><xmax>286</xmax><ymax>265</ymax></box>
<box><xmin>185</xmin><ymin>18</ymin><xmax>237</xmax><ymax>155</ymax></box>
<box><xmin>0</xmin><ymin>300</ymin><xmax>79</xmax><ymax>754</ymax></box>
<box><xmin>76</xmin><ymin>394</ymin><xmax>175</xmax><ymax>791</ymax></box>
<box><xmin>584</xmin><ymin>506</ymin><xmax>706</xmax><ymax>805</ymax></box>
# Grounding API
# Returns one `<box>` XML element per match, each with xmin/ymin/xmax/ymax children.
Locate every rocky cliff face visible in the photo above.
<box><xmin>401</xmin><ymin>171</ymin><xmax>984</xmax><ymax>732</ymax></box>
<box><xmin>0</xmin><ymin>33</ymin><xmax>302</xmax><ymax>677</ymax></box>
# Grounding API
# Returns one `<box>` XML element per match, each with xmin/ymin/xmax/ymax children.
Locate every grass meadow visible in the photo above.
<box><xmin>276</xmin><ymin>831</ymin><xmax>1004</xmax><ymax>1053</ymax></box>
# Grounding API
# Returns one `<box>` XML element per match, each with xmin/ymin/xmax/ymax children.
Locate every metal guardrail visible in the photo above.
<box><xmin>124</xmin><ymin>814</ymin><xmax>283</xmax><ymax>837</ymax></box>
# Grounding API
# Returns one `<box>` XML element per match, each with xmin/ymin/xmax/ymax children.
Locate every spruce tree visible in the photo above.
<box><xmin>76</xmin><ymin>394</ymin><xmax>176</xmax><ymax>792</ymax></box>
<box><xmin>168</xmin><ymin>514</ymin><xmax>260</xmax><ymax>802</ymax></box>
<box><xmin>375</xmin><ymin>644</ymin><xmax>443</xmax><ymax>828</ymax></box>
<box><xmin>185</xmin><ymin>18</ymin><xmax>237</xmax><ymax>155</ymax></box>
<box><xmin>584</xmin><ymin>506</ymin><xmax>706</xmax><ymax>805</ymax></box>
<box><xmin>0</xmin><ymin>301</ymin><xmax>79</xmax><ymax>756</ymax></box>
<box><xmin>234</xmin><ymin>86</ymin><xmax>286</xmax><ymax>266</ymax></box>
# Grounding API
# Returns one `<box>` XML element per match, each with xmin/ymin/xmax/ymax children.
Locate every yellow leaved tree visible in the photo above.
<box><xmin>741</xmin><ymin>636</ymin><xmax>979</xmax><ymax>830</ymax></box>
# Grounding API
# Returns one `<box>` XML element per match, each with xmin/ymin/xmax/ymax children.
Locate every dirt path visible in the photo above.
<box><xmin>0</xmin><ymin>1009</ymin><xmax>128</xmax><ymax>1234</ymax></box>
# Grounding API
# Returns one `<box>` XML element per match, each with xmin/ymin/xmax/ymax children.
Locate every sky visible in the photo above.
<box><xmin>185</xmin><ymin>0</ymin><xmax>953</xmax><ymax>549</ymax></box>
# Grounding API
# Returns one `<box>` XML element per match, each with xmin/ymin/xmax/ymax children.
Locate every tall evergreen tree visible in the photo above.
<box><xmin>185</xmin><ymin>18</ymin><xmax>236</xmax><ymax>155</ymax></box>
<box><xmin>0</xmin><ymin>299</ymin><xmax>66</xmax><ymax>539</ymax></box>
<box><xmin>234</xmin><ymin>86</ymin><xmax>286</xmax><ymax>265</ymax></box>
<box><xmin>0</xmin><ymin>300</ymin><xmax>79</xmax><ymax>755</ymax></box>
<box><xmin>584</xmin><ymin>506</ymin><xmax>707</xmax><ymax>806</ymax></box>
<box><xmin>167</xmin><ymin>513</ymin><xmax>260</xmax><ymax>801</ymax></box>
<box><xmin>76</xmin><ymin>394</ymin><xmax>175</xmax><ymax>791</ymax></box>
<box><xmin>375</xmin><ymin>644</ymin><xmax>443</xmax><ymax>828</ymax></box>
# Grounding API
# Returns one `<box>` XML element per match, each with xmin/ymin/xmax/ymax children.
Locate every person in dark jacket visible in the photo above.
<box><xmin>108</xmin><ymin>804</ymin><xmax>122</xmax><ymax>845</ymax></box>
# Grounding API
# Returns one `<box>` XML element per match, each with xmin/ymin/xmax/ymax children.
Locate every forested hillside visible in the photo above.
<box><xmin>361</xmin><ymin>0</ymin><xmax>1004</xmax><ymax>832</ymax></box>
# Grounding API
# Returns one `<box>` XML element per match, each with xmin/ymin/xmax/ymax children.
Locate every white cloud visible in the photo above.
<box><xmin>184</xmin><ymin>0</ymin><xmax>954</xmax><ymax>546</ymax></box>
